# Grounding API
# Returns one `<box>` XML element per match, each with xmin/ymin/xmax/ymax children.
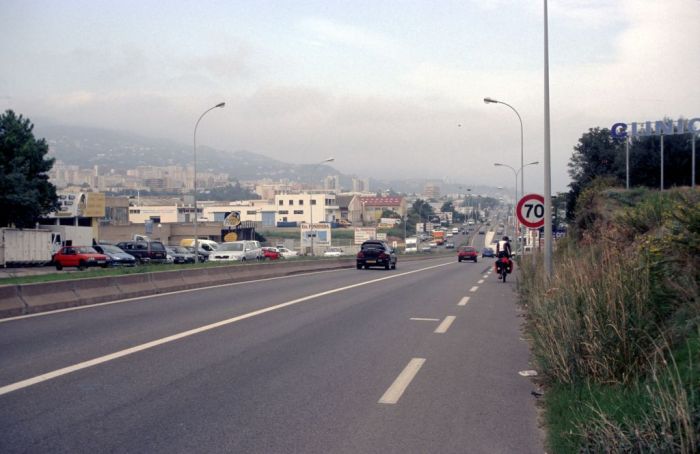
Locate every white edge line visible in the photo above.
<box><xmin>0</xmin><ymin>268</ymin><xmax>342</xmax><ymax>323</ymax></box>
<box><xmin>378</xmin><ymin>358</ymin><xmax>426</xmax><ymax>404</ymax></box>
<box><xmin>434</xmin><ymin>315</ymin><xmax>456</xmax><ymax>334</ymax></box>
<box><xmin>0</xmin><ymin>262</ymin><xmax>452</xmax><ymax>397</ymax></box>
<box><xmin>458</xmin><ymin>296</ymin><xmax>470</xmax><ymax>306</ymax></box>
<box><xmin>410</xmin><ymin>317</ymin><xmax>440</xmax><ymax>321</ymax></box>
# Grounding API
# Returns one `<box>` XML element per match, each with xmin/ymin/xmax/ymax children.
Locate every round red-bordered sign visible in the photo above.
<box><xmin>516</xmin><ymin>194</ymin><xmax>545</xmax><ymax>229</ymax></box>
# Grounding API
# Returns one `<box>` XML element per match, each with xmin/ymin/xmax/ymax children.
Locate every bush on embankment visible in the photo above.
<box><xmin>519</xmin><ymin>186</ymin><xmax>699</xmax><ymax>452</ymax></box>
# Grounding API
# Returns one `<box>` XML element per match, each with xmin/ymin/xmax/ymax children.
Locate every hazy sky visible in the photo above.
<box><xmin>2</xmin><ymin>0</ymin><xmax>698</xmax><ymax>192</ymax></box>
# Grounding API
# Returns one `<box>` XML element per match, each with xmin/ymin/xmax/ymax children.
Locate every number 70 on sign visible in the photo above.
<box><xmin>516</xmin><ymin>194</ymin><xmax>545</xmax><ymax>229</ymax></box>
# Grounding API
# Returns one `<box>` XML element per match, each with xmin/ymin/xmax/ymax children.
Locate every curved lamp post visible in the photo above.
<box><xmin>494</xmin><ymin>161</ymin><xmax>539</xmax><ymax>255</ymax></box>
<box><xmin>484</xmin><ymin>97</ymin><xmax>525</xmax><ymax>198</ymax></box>
<box><xmin>309</xmin><ymin>157</ymin><xmax>334</xmax><ymax>256</ymax></box>
<box><xmin>193</xmin><ymin>102</ymin><xmax>225</xmax><ymax>263</ymax></box>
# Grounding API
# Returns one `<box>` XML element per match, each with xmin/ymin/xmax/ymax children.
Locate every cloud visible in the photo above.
<box><xmin>297</xmin><ymin>17</ymin><xmax>403</xmax><ymax>58</ymax></box>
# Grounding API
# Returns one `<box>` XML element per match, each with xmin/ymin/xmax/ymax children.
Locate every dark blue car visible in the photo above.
<box><xmin>93</xmin><ymin>244</ymin><xmax>137</xmax><ymax>266</ymax></box>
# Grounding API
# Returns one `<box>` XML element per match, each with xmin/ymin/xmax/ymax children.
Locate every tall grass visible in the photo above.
<box><xmin>518</xmin><ymin>187</ymin><xmax>700</xmax><ymax>452</ymax></box>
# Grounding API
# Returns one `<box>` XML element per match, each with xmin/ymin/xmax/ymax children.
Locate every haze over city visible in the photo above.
<box><xmin>2</xmin><ymin>0</ymin><xmax>698</xmax><ymax>192</ymax></box>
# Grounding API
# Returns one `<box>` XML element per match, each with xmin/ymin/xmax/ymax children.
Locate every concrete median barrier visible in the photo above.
<box><xmin>113</xmin><ymin>274</ymin><xmax>156</xmax><ymax>300</ymax></box>
<box><xmin>19</xmin><ymin>280</ymin><xmax>80</xmax><ymax>313</ymax></box>
<box><xmin>0</xmin><ymin>285</ymin><xmax>26</xmax><ymax>317</ymax></box>
<box><xmin>150</xmin><ymin>270</ymin><xmax>189</xmax><ymax>293</ymax></box>
<box><xmin>73</xmin><ymin>276</ymin><xmax>123</xmax><ymax>306</ymax></box>
<box><xmin>1</xmin><ymin>254</ymin><xmax>442</xmax><ymax>319</ymax></box>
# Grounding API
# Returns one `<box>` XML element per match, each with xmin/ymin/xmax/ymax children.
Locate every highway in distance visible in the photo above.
<box><xmin>0</xmin><ymin>235</ymin><xmax>542</xmax><ymax>453</ymax></box>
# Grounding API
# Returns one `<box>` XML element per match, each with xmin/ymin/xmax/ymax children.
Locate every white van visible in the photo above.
<box><xmin>209</xmin><ymin>241</ymin><xmax>261</xmax><ymax>262</ymax></box>
<box><xmin>180</xmin><ymin>238</ymin><xmax>219</xmax><ymax>252</ymax></box>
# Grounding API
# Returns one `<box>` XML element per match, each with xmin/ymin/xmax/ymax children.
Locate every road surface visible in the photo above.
<box><xmin>0</xmin><ymin>230</ymin><xmax>542</xmax><ymax>453</ymax></box>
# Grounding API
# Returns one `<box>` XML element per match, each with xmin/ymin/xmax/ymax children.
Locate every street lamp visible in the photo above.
<box><xmin>309</xmin><ymin>157</ymin><xmax>334</xmax><ymax>256</ymax></box>
<box><xmin>193</xmin><ymin>102</ymin><xmax>225</xmax><ymax>263</ymax></box>
<box><xmin>494</xmin><ymin>161</ymin><xmax>539</xmax><ymax>255</ymax></box>
<box><xmin>484</xmin><ymin>97</ymin><xmax>525</xmax><ymax>198</ymax></box>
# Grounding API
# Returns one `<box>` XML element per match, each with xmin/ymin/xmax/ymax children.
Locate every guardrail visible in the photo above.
<box><xmin>0</xmin><ymin>252</ymin><xmax>448</xmax><ymax>319</ymax></box>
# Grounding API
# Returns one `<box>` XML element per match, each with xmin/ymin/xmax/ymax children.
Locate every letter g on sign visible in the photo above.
<box><xmin>610</xmin><ymin>122</ymin><xmax>628</xmax><ymax>139</ymax></box>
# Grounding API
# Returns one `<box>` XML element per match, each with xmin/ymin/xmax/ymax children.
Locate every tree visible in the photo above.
<box><xmin>566</xmin><ymin>123</ymin><xmax>697</xmax><ymax>220</ymax></box>
<box><xmin>0</xmin><ymin>110</ymin><xmax>58</xmax><ymax>227</ymax></box>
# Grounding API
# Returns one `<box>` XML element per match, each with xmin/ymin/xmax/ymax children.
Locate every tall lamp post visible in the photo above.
<box><xmin>484</xmin><ymin>97</ymin><xmax>525</xmax><ymax>200</ymax></box>
<box><xmin>193</xmin><ymin>102</ymin><xmax>225</xmax><ymax>263</ymax></box>
<box><xmin>309</xmin><ymin>157</ymin><xmax>335</xmax><ymax>256</ymax></box>
<box><xmin>494</xmin><ymin>161</ymin><xmax>539</xmax><ymax>255</ymax></box>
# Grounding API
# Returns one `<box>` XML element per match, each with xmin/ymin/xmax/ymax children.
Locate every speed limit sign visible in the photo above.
<box><xmin>516</xmin><ymin>194</ymin><xmax>545</xmax><ymax>229</ymax></box>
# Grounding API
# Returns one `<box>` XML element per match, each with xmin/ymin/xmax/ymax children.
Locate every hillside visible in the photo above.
<box><xmin>519</xmin><ymin>185</ymin><xmax>699</xmax><ymax>452</ymax></box>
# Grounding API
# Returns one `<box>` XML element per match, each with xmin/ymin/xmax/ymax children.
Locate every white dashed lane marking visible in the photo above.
<box><xmin>457</xmin><ymin>297</ymin><xmax>470</xmax><ymax>306</ymax></box>
<box><xmin>470</xmin><ymin>286</ymin><xmax>479</xmax><ymax>292</ymax></box>
<box><xmin>434</xmin><ymin>316</ymin><xmax>456</xmax><ymax>334</ymax></box>
<box><xmin>378</xmin><ymin>358</ymin><xmax>426</xmax><ymax>405</ymax></box>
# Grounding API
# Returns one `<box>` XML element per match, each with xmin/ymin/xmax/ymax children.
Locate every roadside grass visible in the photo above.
<box><xmin>519</xmin><ymin>187</ymin><xmax>699</xmax><ymax>452</ymax></box>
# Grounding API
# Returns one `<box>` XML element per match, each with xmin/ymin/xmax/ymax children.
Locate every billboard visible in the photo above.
<box><xmin>354</xmin><ymin>227</ymin><xmax>377</xmax><ymax>244</ymax></box>
<box><xmin>53</xmin><ymin>192</ymin><xmax>105</xmax><ymax>218</ymax></box>
<box><xmin>300</xmin><ymin>223</ymin><xmax>332</xmax><ymax>247</ymax></box>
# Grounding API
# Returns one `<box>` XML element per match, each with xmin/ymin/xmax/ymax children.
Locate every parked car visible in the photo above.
<box><xmin>458</xmin><ymin>246</ymin><xmax>478</xmax><ymax>262</ymax></box>
<box><xmin>52</xmin><ymin>246</ymin><xmax>109</xmax><ymax>270</ymax></box>
<box><xmin>209</xmin><ymin>241</ymin><xmax>262</xmax><ymax>262</ymax></box>
<box><xmin>276</xmin><ymin>247</ymin><xmax>299</xmax><ymax>258</ymax></box>
<box><xmin>116</xmin><ymin>240</ymin><xmax>168</xmax><ymax>264</ymax></box>
<box><xmin>261</xmin><ymin>247</ymin><xmax>281</xmax><ymax>260</ymax></box>
<box><xmin>93</xmin><ymin>244</ymin><xmax>136</xmax><ymax>267</ymax></box>
<box><xmin>323</xmin><ymin>247</ymin><xmax>344</xmax><ymax>257</ymax></box>
<box><xmin>184</xmin><ymin>246</ymin><xmax>209</xmax><ymax>262</ymax></box>
<box><xmin>166</xmin><ymin>246</ymin><xmax>196</xmax><ymax>264</ymax></box>
<box><xmin>482</xmin><ymin>247</ymin><xmax>495</xmax><ymax>258</ymax></box>
<box><xmin>356</xmin><ymin>240</ymin><xmax>397</xmax><ymax>270</ymax></box>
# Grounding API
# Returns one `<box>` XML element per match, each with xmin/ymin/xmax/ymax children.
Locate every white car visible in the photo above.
<box><xmin>323</xmin><ymin>247</ymin><xmax>344</xmax><ymax>257</ymax></box>
<box><xmin>277</xmin><ymin>247</ymin><xmax>299</xmax><ymax>258</ymax></box>
<box><xmin>209</xmin><ymin>241</ymin><xmax>262</xmax><ymax>262</ymax></box>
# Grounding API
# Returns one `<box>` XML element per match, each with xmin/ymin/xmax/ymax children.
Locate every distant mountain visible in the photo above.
<box><xmin>33</xmin><ymin>122</ymin><xmax>503</xmax><ymax>196</ymax></box>
<box><xmin>34</xmin><ymin>123</ymin><xmax>339</xmax><ymax>183</ymax></box>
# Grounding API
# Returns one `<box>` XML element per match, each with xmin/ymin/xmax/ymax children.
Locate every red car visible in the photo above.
<box><xmin>261</xmin><ymin>247</ymin><xmax>281</xmax><ymax>260</ymax></box>
<box><xmin>458</xmin><ymin>246</ymin><xmax>478</xmax><ymax>263</ymax></box>
<box><xmin>53</xmin><ymin>246</ymin><xmax>109</xmax><ymax>270</ymax></box>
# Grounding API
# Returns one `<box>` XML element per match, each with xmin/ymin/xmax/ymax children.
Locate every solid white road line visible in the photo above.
<box><xmin>478</xmin><ymin>279</ymin><xmax>484</xmax><ymax>284</ymax></box>
<box><xmin>434</xmin><ymin>316</ymin><xmax>456</xmax><ymax>334</ymax></box>
<box><xmin>378</xmin><ymin>358</ymin><xmax>426</xmax><ymax>405</ymax></box>
<box><xmin>410</xmin><ymin>317</ymin><xmax>440</xmax><ymax>321</ymax></box>
<box><xmin>0</xmin><ymin>268</ymin><xmax>341</xmax><ymax>323</ymax></box>
<box><xmin>470</xmin><ymin>286</ymin><xmax>479</xmax><ymax>292</ymax></box>
<box><xmin>0</xmin><ymin>262</ymin><xmax>452</xmax><ymax>397</ymax></box>
<box><xmin>457</xmin><ymin>297</ymin><xmax>470</xmax><ymax>306</ymax></box>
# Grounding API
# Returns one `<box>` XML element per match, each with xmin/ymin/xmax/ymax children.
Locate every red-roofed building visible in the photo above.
<box><xmin>359</xmin><ymin>196</ymin><xmax>406</xmax><ymax>224</ymax></box>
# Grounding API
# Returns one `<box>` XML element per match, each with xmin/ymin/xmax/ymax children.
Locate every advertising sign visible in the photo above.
<box><xmin>53</xmin><ymin>192</ymin><xmax>105</xmax><ymax>218</ymax></box>
<box><xmin>354</xmin><ymin>227</ymin><xmax>377</xmax><ymax>244</ymax></box>
<box><xmin>376</xmin><ymin>232</ymin><xmax>387</xmax><ymax>240</ymax></box>
<box><xmin>82</xmin><ymin>192</ymin><xmax>105</xmax><ymax>217</ymax></box>
<box><xmin>301</xmin><ymin>223</ymin><xmax>331</xmax><ymax>247</ymax></box>
<box><xmin>516</xmin><ymin>194</ymin><xmax>545</xmax><ymax>229</ymax></box>
<box><xmin>610</xmin><ymin>117</ymin><xmax>700</xmax><ymax>139</ymax></box>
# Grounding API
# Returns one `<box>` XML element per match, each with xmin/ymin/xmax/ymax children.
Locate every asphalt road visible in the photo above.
<box><xmin>0</xmin><ymin>230</ymin><xmax>542</xmax><ymax>453</ymax></box>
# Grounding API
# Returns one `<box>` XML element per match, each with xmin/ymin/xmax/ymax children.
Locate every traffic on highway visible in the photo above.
<box><xmin>0</xmin><ymin>221</ymin><xmax>541</xmax><ymax>453</ymax></box>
